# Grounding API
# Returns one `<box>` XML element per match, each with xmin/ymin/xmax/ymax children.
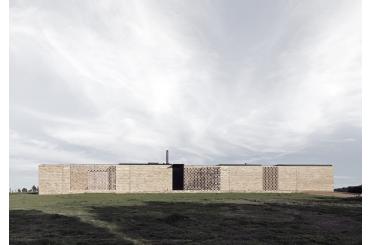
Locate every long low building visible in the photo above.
<box><xmin>38</xmin><ymin>163</ymin><xmax>333</xmax><ymax>195</ymax></box>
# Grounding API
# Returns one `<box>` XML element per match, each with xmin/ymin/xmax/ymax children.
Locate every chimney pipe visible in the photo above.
<box><xmin>166</xmin><ymin>150</ymin><xmax>169</xmax><ymax>164</ymax></box>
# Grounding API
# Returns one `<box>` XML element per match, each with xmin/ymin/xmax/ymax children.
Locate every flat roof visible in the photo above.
<box><xmin>40</xmin><ymin>163</ymin><xmax>333</xmax><ymax>167</ymax></box>
<box><xmin>118</xmin><ymin>163</ymin><xmax>169</xmax><ymax>165</ymax></box>
<box><xmin>217</xmin><ymin>164</ymin><xmax>262</xmax><ymax>166</ymax></box>
<box><xmin>118</xmin><ymin>163</ymin><xmax>332</xmax><ymax>166</ymax></box>
<box><xmin>275</xmin><ymin>164</ymin><xmax>332</xmax><ymax>166</ymax></box>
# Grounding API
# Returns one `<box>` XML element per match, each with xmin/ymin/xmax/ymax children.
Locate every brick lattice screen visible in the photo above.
<box><xmin>184</xmin><ymin>167</ymin><xmax>221</xmax><ymax>191</ymax></box>
<box><xmin>70</xmin><ymin>165</ymin><xmax>116</xmax><ymax>191</ymax></box>
<box><xmin>263</xmin><ymin>166</ymin><xmax>278</xmax><ymax>191</ymax></box>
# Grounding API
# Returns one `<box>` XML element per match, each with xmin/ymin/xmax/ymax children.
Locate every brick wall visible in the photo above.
<box><xmin>277</xmin><ymin>166</ymin><xmax>297</xmax><ymax>191</ymax></box>
<box><xmin>220</xmin><ymin>166</ymin><xmax>263</xmax><ymax>192</ymax></box>
<box><xmin>220</xmin><ymin>165</ymin><xmax>333</xmax><ymax>192</ymax></box>
<box><xmin>278</xmin><ymin>166</ymin><xmax>333</xmax><ymax>192</ymax></box>
<box><xmin>220</xmin><ymin>166</ymin><xmax>230</xmax><ymax>191</ymax></box>
<box><xmin>69</xmin><ymin>165</ymin><xmax>116</xmax><ymax>193</ymax></box>
<box><xmin>39</xmin><ymin>164</ymin><xmax>70</xmax><ymax>195</ymax></box>
<box><xmin>70</xmin><ymin>165</ymin><xmax>89</xmax><ymax>193</ymax></box>
<box><xmin>39</xmin><ymin>164</ymin><xmax>333</xmax><ymax>194</ymax></box>
<box><xmin>116</xmin><ymin>165</ymin><xmax>172</xmax><ymax>193</ymax></box>
<box><xmin>296</xmin><ymin>166</ymin><xmax>333</xmax><ymax>191</ymax></box>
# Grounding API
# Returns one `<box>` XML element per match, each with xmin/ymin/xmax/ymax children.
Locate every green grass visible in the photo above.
<box><xmin>10</xmin><ymin>193</ymin><xmax>362</xmax><ymax>244</ymax></box>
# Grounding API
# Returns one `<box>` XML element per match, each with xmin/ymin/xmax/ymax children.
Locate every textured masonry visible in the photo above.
<box><xmin>39</xmin><ymin>164</ymin><xmax>333</xmax><ymax>195</ymax></box>
<box><xmin>115</xmin><ymin>165</ymin><xmax>172</xmax><ymax>193</ymax></box>
<box><xmin>184</xmin><ymin>166</ymin><xmax>221</xmax><ymax>191</ymax></box>
<box><xmin>220</xmin><ymin>166</ymin><xmax>263</xmax><ymax>192</ymax></box>
<box><xmin>263</xmin><ymin>166</ymin><xmax>278</xmax><ymax>191</ymax></box>
<box><xmin>278</xmin><ymin>165</ymin><xmax>333</xmax><ymax>191</ymax></box>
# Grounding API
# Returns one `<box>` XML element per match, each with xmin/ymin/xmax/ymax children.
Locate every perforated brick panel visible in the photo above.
<box><xmin>107</xmin><ymin>166</ymin><xmax>116</xmax><ymax>190</ymax></box>
<box><xmin>263</xmin><ymin>166</ymin><xmax>278</xmax><ymax>191</ymax></box>
<box><xmin>184</xmin><ymin>167</ymin><xmax>221</xmax><ymax>191</ymax></box>
<box><xmin>70</xmin><ymin>165</ymin><xmax>116</xmax><ymax>191</ymax></box>
<box><xmin>88</xmin><ymin>166</ymin><xmax>116</xmax><ymax>191</ymax></box>
<box><xmin>88</xmin><ymin>171</ymin><xmax>108</xmax><ymax>190</ymax></box>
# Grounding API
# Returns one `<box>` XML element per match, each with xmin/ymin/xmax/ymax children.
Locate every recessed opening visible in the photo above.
<box><xmin>172</xmin><ymin>164</ymin><xmax>184</xmax><ymax>190</ymax></box>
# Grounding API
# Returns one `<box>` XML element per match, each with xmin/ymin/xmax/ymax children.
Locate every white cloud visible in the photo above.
<box><xmin>10</xmin><ymin>0</ymin><xmax>361</xmax><ymax>189</ymax></box>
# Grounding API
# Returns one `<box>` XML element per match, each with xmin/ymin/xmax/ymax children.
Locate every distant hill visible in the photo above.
<box><xmin>334</xmin><ymin>185</ymin><xmax>362</xmax><ymax>194</ymax></box>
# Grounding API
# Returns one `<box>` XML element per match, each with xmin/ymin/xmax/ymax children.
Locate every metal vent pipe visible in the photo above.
<box><xmin>166</xmin><ymin>150</ymin><xmax>169</xmax><ymax>164</ymax></box>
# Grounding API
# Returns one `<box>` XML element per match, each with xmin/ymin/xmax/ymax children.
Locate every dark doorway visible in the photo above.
<box><xmin>172</xmin><ymin>164</ymin><xmax>184</xmax><ymax>190</ymax></box>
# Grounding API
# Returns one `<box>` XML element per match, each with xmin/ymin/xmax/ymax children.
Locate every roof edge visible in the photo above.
<box><xmin>275</xmin><ymin>164</ymin><xmax>333</xmax><ymax>166</ymax></box>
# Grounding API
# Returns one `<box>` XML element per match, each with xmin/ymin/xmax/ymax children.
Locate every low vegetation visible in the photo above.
<box><xmin>335</xmin><ymin>185</ymin><xmax>362</xmax><ymax>194</ymax></box>
<box><xmin>10</xmin><ymin>193</ymin><xmax>361</xmax><ymax>244</ymax></box>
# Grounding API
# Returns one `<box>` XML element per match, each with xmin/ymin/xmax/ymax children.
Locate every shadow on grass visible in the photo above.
<box><xmin>89</xmin><ymin>201</ymin><xmax>361</xmax><ymax>244</ymax></box>
<box><xmin>10</xmin><ymin>200</ymin><xmax>362</xmax><ymax>245</ymax></box>
<box><xmin>9</xmin><ymin>210</ymin><xmax>130</xmax><ymax>245</ymax></box>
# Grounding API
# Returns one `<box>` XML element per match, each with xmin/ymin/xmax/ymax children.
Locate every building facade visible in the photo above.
<box><xmin>38</xmin><ymin>163</ymin><xmax>333</xmax><ymax>195</ymax></box>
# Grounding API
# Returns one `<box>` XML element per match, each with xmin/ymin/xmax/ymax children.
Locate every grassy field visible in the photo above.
<box><xmin>10</xmin><ymin>193</ymin><xmax>361</xmax><ymax>244</ymax></box>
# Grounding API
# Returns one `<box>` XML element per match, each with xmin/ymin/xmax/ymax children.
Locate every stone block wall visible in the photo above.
<box><xmin>278</xmin><ymin>165</ymin><xmax>333</xmax><ymax>192</ymax></box>
<box><xmin>220</xmin><ymin>166</ymin><xmax>263</xmax><ymax>192</ymax></box>
<box><xmin>277</xmin><ymin>166</ymin><xmax>297</xmax><ymax>191</ymax></box>
<box><xmin>116</xmin><ymin>165</ymin><xmax>172</xmax><ymax>193</ymax></box>
<box><xmin>296</xmin><ymin>166</ymin><xmax>333</xmax><ymax>191</ymax></box>
<box><xmin>39</xmin><ymin>164</ymin><xmax>70</xmax><ymax>195</ymax></box>
<box><xmin>220</xmin><ymin>165</ymin><xmax>333</xmax><ymax>192</ymax></box>
<box><xmin>115</xmin><ymin>165</ymin><xmax>130</xmax><ymax>193</ymax></box>
<box><xmin>39</xmin><ymin>164</ymin><xmax>333</xmax><ymax>194</ymax></box>
<box><xmin>70</xmin><ymin>165</ymin><xmax>89</xmax><ymax>193</ymax></box>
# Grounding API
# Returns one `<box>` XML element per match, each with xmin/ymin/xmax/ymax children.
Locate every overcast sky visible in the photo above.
<box><xmin>10</xmin><ymin>0</ymin><xmax>361</xmax><ymax>189</ymax></box>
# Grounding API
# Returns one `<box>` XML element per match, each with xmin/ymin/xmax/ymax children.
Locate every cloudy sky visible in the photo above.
<box><xmin>10</xmin><ymin>0</ymin><xmax>361</xmax><ymax>189</ymax></box>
